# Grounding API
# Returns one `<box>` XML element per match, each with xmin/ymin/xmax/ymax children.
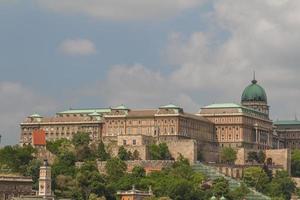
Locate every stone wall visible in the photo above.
<box><xmin>94</xmin><ymin>160</ymin><xmax>174</xmax><ymax>174</ymax></box>
<box><xmin>265</xmin><ymin>148</ymin><xmax>291</xmax><ymax>174</ymax></box>
<box><xmin>162</xmin><ymin>139</ymin><xmax>197</xmax><ymax>163</ymax></box>
<box><xmin>0</xmin><ymin>176</ymin><xmax>34</xmax><ymax>200</ymax></box>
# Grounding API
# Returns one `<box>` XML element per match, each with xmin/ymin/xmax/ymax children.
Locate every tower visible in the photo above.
<box><xmin>38</xmin><ymin>159</ymin><xmax>52</xmax><ymax>197</ymax></box>
<box><xmin>241</xmin><ymin>75</ymin><xmax>269</xmax><ymax>118</ymax></box>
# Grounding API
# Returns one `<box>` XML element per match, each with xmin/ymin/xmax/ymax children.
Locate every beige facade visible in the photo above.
<box><xmin>0</xmin><ymin>175</ymin><xmax>33</xmax><ymax>200</ymax></box>
<box><xmin>20</xmin><ymin>112</ymin><xmax>104</xmax><ymax>146</ymax></box>
<box><xmin>274</xmin><ymin>120</ymin><xmax>300</xmax><ymax>149</ymax></box>
<box><xmin>199</xmin><ymin>103</ymin><xmax>273</xmax><ymax>150</ymax></box>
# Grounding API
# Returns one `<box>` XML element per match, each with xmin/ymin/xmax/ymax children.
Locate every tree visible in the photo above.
<box><xmin>0</xmin><ymin>145</ymin><xmax>36</xmax><ymax>174</ymax></box>
<box><xmin>266</xmin><ymin>170</ymin><xmax>295</xmax><ymax>200</ymax></box>
<box><xmin>243</xmin><ymin>167</ymin><xmax>269</xmax><ymax>192</ymax></box>
<box><xmin>220</xmin><ymin>147</ymin><xmax>237</xmax><ymax>164</ymax></box>
<box><xmin>105</xmin><ymin>158</ymin><xmax>127</xmax><ymax>182</ymax></box>
<box><xmin>247</xmin><ymin>151</ymin><xmax>258</xmax><ymax>163</ymax></box>
<box><xmin>25</xmin><ymin>159</ymin><xmax>42</xmax><ymax>190</ymax></box>
<box><xmin>46</xmin><ymin>139</ymin><xmax>72</xmax><ymax>155</ymax></box>
<box><xmin>72</xmin><ymin>132</ymin><xmax>90</xmax><ymax>147</ymax></box>
<box><xmin>75</xmin><ymin>144</ymin><xmax>94</xmax><ymax>162</ymax></box>
<box><xmin>118</xmin><ymin>146</ymin><xmax>131</xmax><ymax>160</ymax></box>
<box><xmin>149</xmin><ymin>143</ymin><xmax>172</xmax><ymax>160</ymax></box>
<box><xmin>211</xmin><ymin>177</ymin><xmax>230</xmax><ymax>198</ymax></box>
<box><xmin>96</xmin><ymin>141</ymin><xmax>110</xmax><ymax>161</ymax></box>
<box><xmin>132</xmin><ymin>166</ymin><xmax>146</xmax><ymax>178</ymax></box>
<box><xmin>228</xmin><ymin>183</ymin><xmax>249</xmax><ymax>200</ymax></box>
<box><xmin>291</xmin><ymin>149</ymin><xmax>300</xmax><ymax>177</ymax></box>
<box><xmin>133</xmin><ymin>150</ymin><xmax>140</xmax><ymax>160</ymax></box>
<box><xmin>257</xmin><ymin>151</ymin><xmax>266</xmax><ymax>164</ymax></box>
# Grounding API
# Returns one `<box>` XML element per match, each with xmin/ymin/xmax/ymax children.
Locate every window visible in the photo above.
<box><xmin>133</xmin><ymin>139</ymin><xmax>136</xmax><ymax>145</ymax></box>
<box><xmin>123</xmin><ymin>140</ymin><xmax>127</xmax><ymax>145</ymax></box>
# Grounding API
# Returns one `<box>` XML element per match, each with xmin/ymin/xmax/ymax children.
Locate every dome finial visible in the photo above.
<box><xmin>252</xmin><ymin>70</ymin><xmax>257</xmax><ymax>84</ymax></box>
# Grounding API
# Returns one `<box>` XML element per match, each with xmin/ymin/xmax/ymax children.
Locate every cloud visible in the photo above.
<box><xmin>82</xmin><ymin>64</ymin><xmax>200</xmax><ymax>112</ymax></box>
<box><xmin>59</xmin><ymin>39</ymin><xmax>96</xmax><ymax>56</ymax></box>
<box><xmin>82</xmin><ymin>0</ymin><xmax>300</xmax><ymax>120</ymax></box>
<box><xmin>0</xmin><ymin>82</ymin><xmax>57</xmax><ymax>145</ymax></box>
<box><xmin>36</xmin><ymin>0</ymin><xmax>206</xmax><ymax>21</ymax></box>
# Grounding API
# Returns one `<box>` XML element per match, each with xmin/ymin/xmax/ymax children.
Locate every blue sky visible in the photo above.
<box><xmin>1</xmin><ymin>0</ymin><xmax>300</xmax><ymax>145</ymax></box>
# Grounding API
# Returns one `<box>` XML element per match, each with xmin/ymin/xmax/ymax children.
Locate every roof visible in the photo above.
<box><xmin>127</xmin><ymin>109</ymin><xmax>157</xmax><ymax>117</ymax></box>
<box><xmin>274</xmin><ymin>120</ymin><xmax>300</xmax><ymax>126</ymax></box>
<box><xmin>203</xmin><ymin>103</ymin><xmax>241</xmax><ymax>109</ymax></box>
<box><xmin>113</xmin><ymin>105</ymin><xmax>129</xmax><ymax>110</ymax></box>
<box><xmin>32</xmin><ymin>130</ymin><xmax>46</xmax><ymax>146</ymax></box>
<box><xmin>57</xmin><ymin>108</ymin><xmax>111</xmax><ymax>114</ymax></box>
<box><xmin>30</xmin><ymin>113</ymin><xmax>42</xmax><ymax>118</ymax></box>
<box><xmin>241</xmin><ymin>79</ymin><xmax>267</xmax><ymax>102</ymax></box>
<box><xmin>23</xmin><ymin>116</ymin><xmax>103</xmax><ymax>123</ymax></box>
<box><xmin>88</xmin><ymin>111</ymin><xmax>101</xmax><ymax>116</ymax></box>
<box><xmin>159</xmin><ymin>104</ymin><xmax>180</xmax><ymax>109</ymax></box>
<box><xmin>201</xmin><ymin>103</ymin><xmax>268</xmax><ymax>117</ymax></box>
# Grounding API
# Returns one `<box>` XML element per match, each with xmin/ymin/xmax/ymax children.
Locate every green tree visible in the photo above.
<box><xmin>132</xmin><ymin>166</ymin><xmax>146</xmax><ymax>178</ymax></box>
<box><xmin>105</xmin><ymin>157</ymin><xmax>127</xmax><ymax>182</ymax></box>
<box><xmin>46</xmin><ymin>139</ymin><xmax>72</xmax><ymax>155</ymax></box>
<box><xmin>228</xmin><ymin>183</ymin><xmax>249</xmax><ymax>200</ymax></box>
<box><xmin>211</xmin><ymin>177</ymin><xmax>230</xmax><ymax>198</ymax></box>
<box><xmin>220</xmin><ymin>147</ymin><xmax>237</xmax><ymax>164</ymax></box>
<box><xmin>0</xmin><ymin>145</ymin><xmax>36</xmax><ymax>174</ymax></box>
<box><xmin>75</xmin><ymin>144</ymin><xmax>94</xmax><ymax>162</ymax></box>
<box><xmin>72</xmin><ymin>132</ymin><xmax>90</xmax><ymax>147</ymax></box>
<box><xmin>118</xmin><ymin>146</ymin><xmax>131</xmax><ymax>160</ymax></box>
<box><xmin>257</xmin><ymin>150</ymin><xmax>266</xmax><ymax>164</ymax></box>
<box><xmin>291</xmin><ymin>149</ymin><xmax>300</xmax><ymax>177</ymax></box>
<box><xmin>266</xmin><ymin>170</ymin><xmax>295</xmax><ymax>200</ymax></box>
<box><xmin>247</xmin><ymin>151</ymin><xmax>258</xmax><ymax>163</ymax></box>
<box><xmin>133</xmin><ymin>150</ymin><xmax>140</xmax><ymax>160</ymax></box>
<box><xmin>243</xmin><ymin>167</ymin><xmax>269</xmax><ymax>192</ymax></box>
<box><xmin>96</xmin><ymin>141</ymin><xmax>110</xmax><ymax>161</ymax></box>
<box><xmin>25</xmin><ymin>159</ymin><xmax>42</xmax><ymax>190</ymax></box>
<box><xmin>149</xmin><ymin>143</ymin><xmax>172</xmax><ymax>160</ymax></box>
<box><xmin>74</xmin><ymin>161</ymin><xmax>106</xmax><ymax>200</ymax></box>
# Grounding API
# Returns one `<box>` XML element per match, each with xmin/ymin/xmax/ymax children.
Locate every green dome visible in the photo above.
<box><xmin>241</xmin><ymin>79</ymin><xmax>267</xmax><ymax>103</ymax></box>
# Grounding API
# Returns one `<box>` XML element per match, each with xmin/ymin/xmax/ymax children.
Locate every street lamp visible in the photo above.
<box><xmin>0</xmin><ymin>134</ymin><xmax>2</xmax><ymax>146</ymax></box>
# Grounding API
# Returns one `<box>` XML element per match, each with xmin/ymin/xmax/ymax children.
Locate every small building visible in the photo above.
<box><xmin>0</xmin><ymin>175</ymin><xmax>33</xmax><ymax>200</ymax></box>
<box><xmin>12</xmin><ymin>160</ymin><xmax>55</xmax><ymax>200</ymax></box>
<box><xmin>117</xmin><ymin>186</ymin><xmax>153</xmax><ymax>200</ymax></box>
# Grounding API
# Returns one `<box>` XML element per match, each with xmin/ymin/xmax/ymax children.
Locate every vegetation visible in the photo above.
<box><xmin>243</xmin><ymin>166</ymin><xmax>295</xmax><ymax>200</ymax></box>
<box><xmin>0</xmin><ymin>135</ymin><xmax>296</xmax><ymax>200</ymax></box>
<box><xmin>149</xmin><ymin>143</ymin><xmax>173</xmax><ymax>160</ymax></box>
<box><xmin>220</xmin><ymin>147</ymin><xmax>237</xmax><ymax>164</ymax></box>
<box><xmin>291</xmin><ymin>149</ymin><xmax>300</xmax><ymax>177</ymax></box>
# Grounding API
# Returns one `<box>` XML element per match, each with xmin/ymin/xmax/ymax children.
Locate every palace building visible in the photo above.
<box><xmin>198</xmin><ymin>78</ymin><xmax>274</xmax><ymax>150</ymax></box>
<box><xmin>19</xmin><ymin>76</ymin><xmax>299</xmax><ymax>163</ymax></box>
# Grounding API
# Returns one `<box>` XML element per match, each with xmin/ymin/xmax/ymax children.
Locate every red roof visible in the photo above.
<box><xmin>32</xmin><ymin>130</ymin><xmax>46</xmax><ymax>146</ymax></box>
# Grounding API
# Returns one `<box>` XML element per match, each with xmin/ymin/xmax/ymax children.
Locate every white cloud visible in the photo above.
<box><xmin>83</xmin><ymin>0</ymin><xmax>300</xmax><ymax>120</ymax></box>
<box><xmin>36</xmin><ymin>0</ymin><xmax>205</xmax><ymax>21</ymax></box>
<box><xmin>59</xmin><ymin>39</ymin><xmax>96</xmax><ymax>56</ymax></box>
<box><xmin>82</xmin><ymin>64</ymin><xmax>200</xmax><ymax>112</ymax></box>
<box><xmin>0</xmin><ymin>82</ymin><xmax>57</xmax><ymax>145</ymax></box>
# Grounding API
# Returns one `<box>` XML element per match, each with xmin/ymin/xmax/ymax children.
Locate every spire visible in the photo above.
<box><xmin>252</xmin><ymin>70</ymin><xmax>257</xmax><ymax>84</ymax></box>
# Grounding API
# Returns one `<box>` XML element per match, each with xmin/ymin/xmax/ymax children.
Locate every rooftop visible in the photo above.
<box><xmin>274</xmin><ymin>120</ymin><xmax>300</xmax><ymax>126</ymax></box>
<box><xmin>57</xmin><ymin>108</ymin><xmax>111</xmax><ymax>114</ymax></box>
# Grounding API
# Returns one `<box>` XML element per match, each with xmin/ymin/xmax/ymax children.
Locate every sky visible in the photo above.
<box><xmin>1</xmin><ymin>0</ymin><xmax>300</xmax><ymax>145</ymax></box>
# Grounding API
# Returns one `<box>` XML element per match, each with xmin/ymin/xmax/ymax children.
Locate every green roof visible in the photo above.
<box><xmin>57</xmin><ymin>108</ymin><xmax>111</xmax><ymax>114</ymax></box>
<box><xmin>203</xmin><ymin>103</ymin><xmax>268</xmax><ymax>117</ymax></box>
<box><xmin>113</xmin><ymin>105</ymin><xmax>129</xmax><ymax>110</ymax></box>
<box><xmin>88</xmin><ymin>111</ymin><xmax>101</xmax><ymax>116</ymax></box>
<box><xmin>29</xmin><ymin>113</ymin><xmax>42</xmax><ymax>118</ymax></box>
<box><xmin>204</xmin><ymin>103</ymin><xmax>241</xmax><ymax>109</ymax></box>
<box><xmin>241</xmin><ymin>79</ymin><xmax>267</xmax><ymax>103</ymax></box>
<box><xmin>274</xmin><ymin>120</ymin><xmax>300</xmax><ymax>126</ymax></box>
<box><xmin>160</xmin><ymin>104</ymin><xmax>180</xmax><ymax>109</ymax></box>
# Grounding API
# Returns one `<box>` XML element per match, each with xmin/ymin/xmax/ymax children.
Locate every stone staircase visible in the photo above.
<box><xmin>192</xmin><ymin>163</ymin><xmax>271</xmax><ymax>200</ymax></box>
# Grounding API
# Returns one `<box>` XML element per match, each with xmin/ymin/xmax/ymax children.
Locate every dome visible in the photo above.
<box><xmin>241</xmin><ymin>79</ymin><xmax>267</xmax><ymax>103</ymax></box>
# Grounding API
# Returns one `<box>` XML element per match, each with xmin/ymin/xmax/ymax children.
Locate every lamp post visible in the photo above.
<box><xmin>0</xmin><ymin>134</ymin><xmax>2</xmax><ymax>146</ymax></box>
